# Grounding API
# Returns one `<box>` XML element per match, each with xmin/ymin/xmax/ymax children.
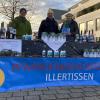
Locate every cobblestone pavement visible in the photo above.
<box><xmin>0</xmin><ymin>86</ymin><xmax>100</xmax><ymax>100</ymax></box>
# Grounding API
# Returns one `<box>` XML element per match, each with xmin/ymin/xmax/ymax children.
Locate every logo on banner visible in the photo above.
<box><xmin>0</xmin><ymin>69</ymin><xmax>5</xmax><ymax>86</ymax></box>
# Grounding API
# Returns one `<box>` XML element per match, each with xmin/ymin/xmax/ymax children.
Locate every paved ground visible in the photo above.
<box><xmin>0</xmin><ymin>86</ymin><xmax>100</xmax><ymax>100</ymax></box>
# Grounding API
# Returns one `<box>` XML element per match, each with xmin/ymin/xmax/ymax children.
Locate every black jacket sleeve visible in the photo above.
<box><xmin>74</xmin><ymin>21</ymin><xmax>79</xmax><ymax>35</ymax></box>
<box><xmin>38</xmin><ymin>20</ymin><xmax>45</xmax><ymax>39</ymax></box>
<box><xmin>55</xmin><ymin>21</ymin><xmax>60</xmax><ymax>33</ymax></box>
<box><xmin>60</xmin><ymin>23</ymin><xmax>64</xmax><ymax>33</ymax></box>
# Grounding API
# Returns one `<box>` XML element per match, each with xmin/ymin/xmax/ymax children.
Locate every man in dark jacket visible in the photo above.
<box><xmin>38</xmin><ymin>9</ymin><xmax>59</xmax><ymax>39</ymax></box>
<box><xmin>60</xmin><ymin>13</ymin><xmax>79</xmax><ymax>41</ymax></box>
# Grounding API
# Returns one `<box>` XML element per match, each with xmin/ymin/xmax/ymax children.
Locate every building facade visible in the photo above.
<box><xmin>62</xmin><ymin>0</ymin><xmax>100</xmax><ymax>37</ymax></box>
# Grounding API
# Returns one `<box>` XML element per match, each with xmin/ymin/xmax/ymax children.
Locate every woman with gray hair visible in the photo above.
<box><xmin>60</xmin><ymin>13</ymin><xmax>79</xmax><ymax>41</ymax></box>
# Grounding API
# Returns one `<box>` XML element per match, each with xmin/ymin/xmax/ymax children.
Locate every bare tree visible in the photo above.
<box><xmin>0</xmin><ymin>0</ymin><xmax>30</xmax><ymax>21</ymax></box>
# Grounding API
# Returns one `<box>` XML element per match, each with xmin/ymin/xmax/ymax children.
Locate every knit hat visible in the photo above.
<box><xmin>48</xmin><ymin>8</ymin><xmax>54</xmax><ymax>14</ymax></box>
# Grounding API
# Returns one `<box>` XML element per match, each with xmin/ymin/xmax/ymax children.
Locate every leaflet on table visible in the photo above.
<box><xmin>22</xmin><ymin>34</ymin><xmax>33</xmax><ymax>40</ymax></box>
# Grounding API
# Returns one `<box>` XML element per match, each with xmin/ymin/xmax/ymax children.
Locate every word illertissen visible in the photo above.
<box><xmin>46</xmin><ymin>73</ymin><xmax>94</xmax><ymax>81</ymax></box>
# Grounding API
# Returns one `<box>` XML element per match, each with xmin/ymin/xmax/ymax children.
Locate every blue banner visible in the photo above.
<box><xmin>0</xmin><ymin>57</ymin><xmax>100</xmax><ymax>92</ymax></box>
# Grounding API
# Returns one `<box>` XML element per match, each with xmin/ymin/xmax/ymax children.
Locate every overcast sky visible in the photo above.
<box><xmin>27</xmin><ymin>0</ymin><xmax>81</xmax><ymax>31</ymax></box>
<box><xmin>0</xmin><ymin>0</ymin><xmax>81</xmax><ymax>31</ymax></box>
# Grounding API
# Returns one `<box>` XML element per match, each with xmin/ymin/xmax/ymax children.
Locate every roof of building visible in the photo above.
<box><xmin>69</xmin><ymin>0</ymin><xmax>89</xmax><ymax>10</ymax></box>
<box><xmin>51</xmin><ymin>9</ymin><xmax>68</xmax><ymax>20</ymax></box>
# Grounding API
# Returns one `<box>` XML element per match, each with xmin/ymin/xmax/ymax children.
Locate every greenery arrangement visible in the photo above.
<box><xmin>0</xmin><ymin>49</ymin><xmax>21</xmax><ymax>57</ymax></box>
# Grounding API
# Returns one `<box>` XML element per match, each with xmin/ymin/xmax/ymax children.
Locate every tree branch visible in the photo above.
<box><xmin>0</xmin><ymin>0</ymin><xmax>30</xmax><ymax>21</ymax></box>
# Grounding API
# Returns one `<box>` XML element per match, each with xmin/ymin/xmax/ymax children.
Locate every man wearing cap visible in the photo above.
<box><xmin>11</xmin><ymin>8</ymin><xmax>32</xmax><ymax>39</ymax></box>
<box><xmin>60</xmin><ymin>13</ymin><xmax>79</xmax><ymax>41</ymax></box>
<box><xmin>38</xmin><ymin>9</ymin><xmax>59</xmax><ymax>39</ymax></box>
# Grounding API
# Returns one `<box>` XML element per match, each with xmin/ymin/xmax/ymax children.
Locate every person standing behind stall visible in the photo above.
<box><xmin>11</xmin><ymin>8</ymin><xmax>32</xmax><ymax>39</ymax></box>
<box><xmin>38</xmin><ymin>8</ymin><xmax>59</xmax><ymax>39</ymax></box>
<box><xmin>60</xmin><ymin>13</ymin><xmax>79</xmax><ymax>41</ymax></box>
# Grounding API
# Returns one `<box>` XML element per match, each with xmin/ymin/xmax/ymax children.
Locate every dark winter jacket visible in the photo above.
<box><xmin>38</xmin><ymin>17</ymin><xmax>59</xmax><ymax>39</ymax></box>
<box><xmin>60</xmin><ymin>19</ymin><xmax>79</xmax><ymax>37</ymax></box>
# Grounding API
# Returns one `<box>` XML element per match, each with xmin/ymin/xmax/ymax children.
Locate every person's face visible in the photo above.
<box><xmin>47</xmin><ymin>13</ymin><xmax>53</xmax><ymax>19</ymax></box>
<box><xmin>20</xmin><ymin>10</ymin><xmax>27</xmax><ymax>17</ymax></box>
<box><xmin>66</xmin><ymin>15</ymin><xmax>72</xmax><ymax>21</ymax></box>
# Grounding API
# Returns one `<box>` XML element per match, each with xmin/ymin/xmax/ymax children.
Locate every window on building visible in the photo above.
<box><xmin>79</xmin><ymin>23</ymin><xmax>86</xmax><ymax>34</ymax></box>
<box><xmin>96</xmin><ymin>18</ymin><xmax>100</xmax><ymax>31</ymax></box>
<box><xmin>87</xmin><ymin>21</ymin><xmax>94</xmax><ymax>32</ymax></box>
<box><xmin>77</xmin><ymin>3</ymin><xmax>100</xmax><ymax>17</ymax></box>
